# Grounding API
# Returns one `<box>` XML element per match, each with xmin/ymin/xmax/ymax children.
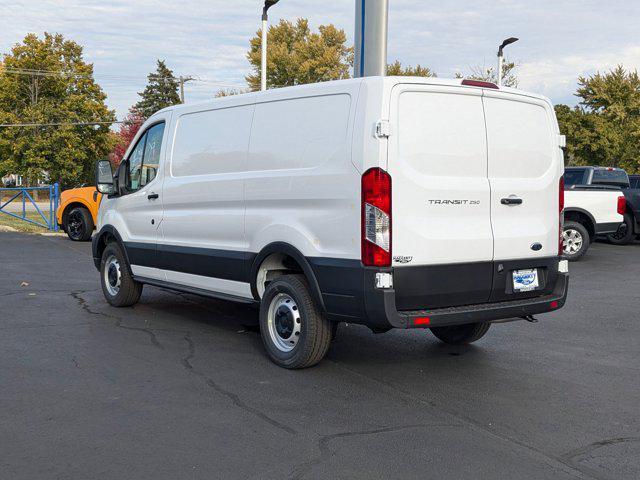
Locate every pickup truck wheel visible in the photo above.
<box><xmin>430</xmin><ymin>322</ymin><xmax>491</xmax><ymax>345</ymax></box>
<box><xmin>606</xmin><ymin>213</ymin><xmax>635</xmax><ymax>245</ymax></box>
<box><xmin>563</xmin><ymin>221</ymin><xmax>590</xmax><ymax>261</ymax></box>
<box><xmin>259</xmin><ymin>274</ymin><xmax>332</xmax><ymax>369</ymax></box>
<box><xmin>65</xmin><ymin>206</ymin><xmax>93</xmax><ymax>242</ymax></box>
<box><xmin>100</xmin><ymin>242</ymin><xmax>143</xmax><ymax>307</ymax></box>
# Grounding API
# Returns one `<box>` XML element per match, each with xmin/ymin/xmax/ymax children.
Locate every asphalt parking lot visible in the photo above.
<box><xmin>1</xmin><ymin>232</ymin><xmax>639</xmax><ymax>480</ymax></box>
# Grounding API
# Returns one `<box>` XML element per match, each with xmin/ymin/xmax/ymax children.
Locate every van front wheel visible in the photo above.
<box><xmin>259</xmin><ymin>275</ymin><xmax>332</xmax><ymax>369</ymax></box>
<box><xmin>430</xmin><ymin>322</ymin><xmax>491</xmax><ymax>345</ymax></box>
<box><xmin>100</xmin><ymin>242</ymin><xmax>143</xmax><ymax>307</ymax></box>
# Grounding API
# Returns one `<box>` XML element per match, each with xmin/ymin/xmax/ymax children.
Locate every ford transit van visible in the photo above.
<box><xmin>93</xmin><ymin>76</ymin><xmax>569</xmax><ymax>368</ymax></box>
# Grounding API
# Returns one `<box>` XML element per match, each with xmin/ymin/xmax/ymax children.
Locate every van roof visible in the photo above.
<box><xmin>154</xmin><ymin>76</ymin><xmax>552</xmax><ymax>116</ymax></box>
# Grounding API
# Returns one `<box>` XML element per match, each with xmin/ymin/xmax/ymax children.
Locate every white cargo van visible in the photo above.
<box><xmin>93</xmin><ymin>76</ymin><xmax>569</xmax><ymax>368</ymax></box>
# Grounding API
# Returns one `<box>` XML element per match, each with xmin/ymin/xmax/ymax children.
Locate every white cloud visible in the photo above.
<box><xmin>518</xmin><ymin>45</ymin><xmax>640</xmax><ymax>103</ymax></box>
<box><xmin>1</xmin><ymin>1</ymin><xmax>638</xmax><ymax>115</ymax></box>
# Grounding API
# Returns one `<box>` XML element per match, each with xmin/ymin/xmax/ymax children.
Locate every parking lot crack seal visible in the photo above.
<box><xmin>70</xmin><ymin>290</ymin><xmax>164</xmax><ymax>350</ymax></box>
<box><xmin>561</xmin><ymin>436</ymin><xmax>640</xmax><ymax>461</ymax></box>
<box><xmin>327</xmin><ymin>360</ymin><xmax>599</xmax><ymax>480</ymax></box>
<box><xmin>180</xmin><ymin>334</ymin><xmax>296</xmax><ymax>436</ymax></box>
<box><xmin>289</xmin><ymin>424</ymin><xmax>454</xmax><ymax>480</ymax></box>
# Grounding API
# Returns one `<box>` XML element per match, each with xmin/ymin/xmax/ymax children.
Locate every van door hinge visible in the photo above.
<box><xmin>375</xmin><ymin>119</ymin><xmax>391</xmax><ymax>138</ymax></box>
<box><xmin>558</xmin><ymin>134</ymin><xmax>566</xmax><ymax>148</ymax></box>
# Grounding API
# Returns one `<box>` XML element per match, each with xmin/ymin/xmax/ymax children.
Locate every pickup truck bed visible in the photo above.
<box><xmin>563</xmin><ymin>186</ymin><xmax>625</xmax><ymax>260</ymax></box>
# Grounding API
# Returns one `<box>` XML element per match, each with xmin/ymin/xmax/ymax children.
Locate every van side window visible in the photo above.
<box><xmin>127</xmin><ymin>134</ymin><xmax>147</xmax><ymax>192</ymax></box>
<box><xmin>127</xmin><ymin>122</ymin><xmax>165</xmax><ymax>192</ymax></box>
<box><xmin>141</xmin><ymin>123</ymin><xmax>165</xmax><ymax>184</ymax></box>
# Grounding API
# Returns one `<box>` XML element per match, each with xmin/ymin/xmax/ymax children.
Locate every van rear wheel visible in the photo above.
<box><xmin>430</xmin><ymin>322</ymin><xmax>491</xmax><ymax>345</ymax></box>
<box><xmin>259</xmin><ymin>275</ymin><xmax>332</xmax><ymax>369</ymax></box>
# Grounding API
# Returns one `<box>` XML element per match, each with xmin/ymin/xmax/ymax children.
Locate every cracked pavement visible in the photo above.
<box><xmin>1</xmin><ymin>232</ymin><xmax>639</xmax><ymax>479</ymax></box>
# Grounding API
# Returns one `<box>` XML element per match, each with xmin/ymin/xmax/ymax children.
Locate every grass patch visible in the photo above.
<box><xmin>0</xmin><ymin>210</ymin><xmax>55</xmax><ymax>233</ymax></box>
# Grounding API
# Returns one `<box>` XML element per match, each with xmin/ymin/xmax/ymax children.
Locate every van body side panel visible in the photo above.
<box><xmin>245</xmin><ymin>91</ymin><xmax>360</xmax><ymax>260</ymax></box>
<box><xmin>158</xmin><ymin>104</ymin><xmax>254</xmax><ymax>297</ymax></box>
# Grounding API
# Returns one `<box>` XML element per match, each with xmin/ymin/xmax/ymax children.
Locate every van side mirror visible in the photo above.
<box><xmin>96</xmin><ymin>160</ymin><xmax>115</xmax><ymax>195</ymax></box>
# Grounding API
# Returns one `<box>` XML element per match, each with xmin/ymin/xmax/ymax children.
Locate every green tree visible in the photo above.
<box><xmin>387</xmin><ymin>60</ymin><xmax>436</xmax><ymax>77</ymax></box>
<box><xmin>457</xmin><ymin>60</ymin><xmax>518</xmax><ymax>87</ymax></box>
<box><xmin>214</xmin><ymin>88</ymin><xmax>249</xmax><ymax>98</ymax></box>
<box><xmin>134</xmin><ymin>60</ymin><xmax>180</xmax><ymax>118</ymax></box>
<box><xmin>0</xmin><ymin>33</ymin><xmax>115</xmax><ymax>186</ymax></box>
<box><xmin>556</xmin><ymin>66</ymin><xmax>640</xmax><ymax>173</ymax></box>
<box><xmin>246</xmin><ymin>18</ymin><xmax>352</xmax><ymax>91</ymax></box>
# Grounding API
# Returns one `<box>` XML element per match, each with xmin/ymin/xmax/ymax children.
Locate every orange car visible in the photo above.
<box><xmin>56</xmin><ymin>187</ymin><xmax>102</xmax><ymax>241</ymax></box>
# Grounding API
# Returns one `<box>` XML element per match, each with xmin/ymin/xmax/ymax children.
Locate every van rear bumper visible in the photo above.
<box><xmin>363</xmin><ymin>270</ymin><xmax>569</xmax><ymax>330</ymax></box>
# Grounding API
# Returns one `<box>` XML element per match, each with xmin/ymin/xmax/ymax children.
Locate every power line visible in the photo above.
<box><xmin>1</xmin><ymin>67</ymin><xmax>245</xmax><ymax>88</ymax></box>
<box><xmin>0</xmin><ymin>120</ymin><xmax>124</xmax><ymax>128</ymax></box>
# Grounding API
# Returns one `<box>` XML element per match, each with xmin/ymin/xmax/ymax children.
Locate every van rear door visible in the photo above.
<box><xmin>482</xmin><ymin>91</ymin><xmax>561</xmax><ymax>261</ymax></box>
<box><xmin>387</xmin><ymin>85</ymin><xmax>494</xmax><ymax>309</ymax></box>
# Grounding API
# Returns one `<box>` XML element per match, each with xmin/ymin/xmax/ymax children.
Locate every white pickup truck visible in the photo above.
<box><xmin>563</xmin><ymin>183</ymin><xmax>626</xmax><ymax>260</ymax></box>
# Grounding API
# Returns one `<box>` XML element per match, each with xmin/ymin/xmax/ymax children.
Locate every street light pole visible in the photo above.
<box><xmin>497</xmin><ymin>37</ymin><xmax>518</xmax><ymax>86</ymax></box>
<box><xmin>261</xmin><ymin>0</ymin><xmax>280</xmax><ymax>91</ymax></box>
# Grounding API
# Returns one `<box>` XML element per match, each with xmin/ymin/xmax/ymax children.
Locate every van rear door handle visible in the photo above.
<box><xmin>501</xmin><ymin>196</ymin><xmax>523</xmax><ymax>206</ymax></box>
<box><xmin>147</xmin><ymin>193</ymin><xmax>159</xmax><ymax>200</ymax></box>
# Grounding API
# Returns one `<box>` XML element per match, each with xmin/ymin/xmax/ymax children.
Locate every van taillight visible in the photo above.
<box><xmin>559</xmin><ymin>177</ymin><xmax>565</xmax><ymax>256</ymax></box>
<box><xmin>362</xmin><ymin>168</ymin><xmax>392</xmax><ymax>267</ymax></box>
<box><xmin>618</xmin><ymin>196</ymin><xmax>626</xmax><ymax>215</ymax></box>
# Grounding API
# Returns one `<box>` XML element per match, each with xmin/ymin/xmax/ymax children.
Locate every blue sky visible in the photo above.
<box><xmin>1</xmin><ymin>0</ymin><xmax>639</xmax><ymax>118</ymax></box>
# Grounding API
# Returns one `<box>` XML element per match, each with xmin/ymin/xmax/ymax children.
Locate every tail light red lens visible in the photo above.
<box><xmin>559</xmin><ymin>177</ymin><xmax>565</xmax><ymax>256</ymax></box>
<box><xmin>362</xmin><ymin>168</ymin><xmax>392</xmax><ymax>267</ymax></box>
<box><xmin>617</xmin><ymin>196</ymin><xmax>626</xmax><ymax>215</ymax></box>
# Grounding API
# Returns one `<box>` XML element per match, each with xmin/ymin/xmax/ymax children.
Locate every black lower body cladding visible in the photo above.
<box><xmin>311</xmin><ymin>256</ymin><xmax>568</xmax><ymax>330</ymax></box>
<box><xmin>92</xmin><ymin>228</ymin><xmax>568</xmax><ymax>330</ymax></box>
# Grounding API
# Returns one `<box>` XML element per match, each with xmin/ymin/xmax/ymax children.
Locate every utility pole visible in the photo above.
<box><xmin>354</xmin><ymin>0</ymin><xmax>389</xmax><ymax>78</ymax></box>
<box><xmin>179</xmin><ymin>75</ymin><xmax>194</xmax><ymax>103</ymax></box>
<box><xmin>497</xmin><ymin>37</ymin><xmax>518</xmax><ymax>86</ymax></box>
<box><xmin>261</xmin><ymin>0</ymin><xmax>280</xmax><ymax>91</ymax></box>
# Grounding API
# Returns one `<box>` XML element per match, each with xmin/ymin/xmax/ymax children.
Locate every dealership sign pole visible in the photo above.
<box><xmin>354</xmin><ymin>0</ymin><xmax>389</xmax><ymax>78</ymax></box>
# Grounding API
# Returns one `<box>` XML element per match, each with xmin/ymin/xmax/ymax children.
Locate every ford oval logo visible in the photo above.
<box><xmin>531</xmin><ymin>243</ymin><xmax>543</xmax><ymax>251</ymax></box>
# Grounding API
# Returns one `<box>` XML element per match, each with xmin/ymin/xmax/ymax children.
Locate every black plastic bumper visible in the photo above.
<box><xmin>363</xmin><ymin>270</ymin><xmax>569</xmax><ymax>330</ymax></box>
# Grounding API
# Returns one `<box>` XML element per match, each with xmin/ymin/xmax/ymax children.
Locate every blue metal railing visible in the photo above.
<box><xmin>0</xmin><ymin>183</ymin><xmax>60</xmax><ymax>231</ymax></box>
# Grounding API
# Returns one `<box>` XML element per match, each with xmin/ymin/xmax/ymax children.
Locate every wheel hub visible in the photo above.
<box><xmin>103</xmin><ymin>255</ymin><xmax>121</xmax><ymax>296</ymax></box>
<box><xmin>267</xmin><ymin>293</ymin><xmax>302</xmax><ymax>352</ymax></box>
<box><xmin>563</xmin><ymin>229</ymin><xmax>583</xmax><ymax>255</ymax></box>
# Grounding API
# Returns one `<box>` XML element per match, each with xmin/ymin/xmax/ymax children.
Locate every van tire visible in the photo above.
<box><xmin>100</xmin><ymin>242</ymin><xmax>143</xmax><ymax>307</ymax></box>
<box><xmin>430</xmin><ymin>322</ymin><xmax>491</xmax><ymax>345</ymax></box>
<box><xmin>259</xmin><ymin>274</ymin><xmax>332</xmax><ymax>369</ymax></box>
<box><xmin>66</xmin><ymin>206</ymin><xmax>94</xmax><ymax>241</ymax></box>
<box><xmin>606</xmin><ymin>213</ymin><xmax>635</xmax><ymax>245</ymax></box>
<box><xmin>563</xmin><ymin>221</ymin><xmax>590</xmax><ymax>261</ymax></box>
